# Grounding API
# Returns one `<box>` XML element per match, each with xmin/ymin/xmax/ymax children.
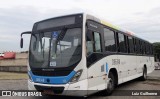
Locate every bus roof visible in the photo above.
<box><xmin>34</xmin><ymin>13</ymin><xmax>151</xmax><ymax>44</ymax></box>
<box><xmin>85</xmin><ymin>13</ymin><xmax>151</xmax><ymax>43</ymax></box>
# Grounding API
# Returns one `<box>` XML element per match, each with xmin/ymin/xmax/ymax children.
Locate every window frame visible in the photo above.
<box><xmin>128</xmin><ymin>36</ymin><xmax>135</xmax><ymax>53</ymax></box>
<box><xmin>93</xmin><ymin>31</ymin><xmax>102</xmax><ymax>52</ymax></box>
<box><xmin>117</xmin><ymin>32</ymin><xmax>127</xmax><ymax>53</ymax></box>
<box><xmin>86</xmin><ymin>19</ymin><xmax>154</xmax><ymax>56</ymax></box>
<box><xmin>103</xmin><ymin>27</ymin><xmax>116</xmax><ymax>52</ymax></box>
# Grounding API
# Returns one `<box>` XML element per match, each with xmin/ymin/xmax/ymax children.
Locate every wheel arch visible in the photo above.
<box><xmin>108</xmin><ymin>68</ymin><xmax>118</xmax><ymax>86</ymax></box>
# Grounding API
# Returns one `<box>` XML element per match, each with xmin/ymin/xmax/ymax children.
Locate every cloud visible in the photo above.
<box><xmin>0</xmin><ymin>6</ymin><xmax>42</xmax><ymax>52</ymax></box>
<box><xmin>0</xmin><ymin>35</ymin><xmax>18</xmax><ymax>42</ymax></box>
<box><xmin>0</xmin><ymin>6</ymin><xmax>86</xmax><ymax>52</ymax></box>
<box><xmin>113</xmin><ymin>7</ymin><xmax>160</xmax><ymax>43</ymax></box>
<box><xmin>0</xmin><ymin>0</ymin><xmax>160</xmax><ymax>52</ymax></box>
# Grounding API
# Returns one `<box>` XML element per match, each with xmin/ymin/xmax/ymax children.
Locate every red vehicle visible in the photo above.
<box><xmin>3</xmin><ymin>52</ymin><xmax>16</xmax><ymax>59</ymax></box>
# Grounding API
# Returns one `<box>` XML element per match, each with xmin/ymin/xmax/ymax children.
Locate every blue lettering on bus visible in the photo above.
<box><xmin>106</xmin><ymin>63</ymin><xmax>108</xmax><ymax>73</ymax></box>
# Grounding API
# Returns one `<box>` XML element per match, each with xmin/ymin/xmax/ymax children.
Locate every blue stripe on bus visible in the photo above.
<box><xmin>106</xmin><ymin>63</ymin><xmax>108</xmax><ymax>73</ymax></box>
<box><xmin>29</xmin><ymin>71</ymin><xmax>76</xmax><ymax>84</ymax></box>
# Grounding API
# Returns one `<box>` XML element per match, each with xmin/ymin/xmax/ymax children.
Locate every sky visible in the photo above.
<box><xmin>0</xmin><ymin>0</ymin><xmax>160</xmax><ymax>52</ymax></box>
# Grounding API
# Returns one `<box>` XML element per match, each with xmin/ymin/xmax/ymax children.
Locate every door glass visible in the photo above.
<box><xmin>87</xmin><ymin>41</ymin><xmax>94</xmax><ymax>56</ymax></box>
<box><xmin>94</xmin><ymin>32</ymin><xmax>101</xmax><ymax>52</ymax></box>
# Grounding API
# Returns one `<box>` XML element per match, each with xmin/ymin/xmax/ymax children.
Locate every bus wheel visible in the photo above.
<box><xmin>103</xmin><ymin>72</ymin><xmax>115</xmax><ymax>95</ymax></box>
<box><xmin>140</xmin><ymin>67</ymin><xmax>147</xmax><ymax>81</ymax></box>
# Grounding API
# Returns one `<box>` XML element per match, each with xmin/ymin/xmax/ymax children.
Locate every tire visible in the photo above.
<box><xmin>140</xmin><ymin>67</ymin><xmax>147</xmax><ymax>81</ymax></box>
<box><xmin>103</xmin><ymin>72</ymin><xmax>115</xmax><ymax>95</ymax></box>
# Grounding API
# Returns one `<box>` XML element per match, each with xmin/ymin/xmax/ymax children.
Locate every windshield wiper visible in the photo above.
<box><xmin>42</xmin><ymin>38</ymin><xmax>45</xmax><ymax>58</ymax></box>
<box><xmin>50</xmin><ymin>27</ymin><xmax>67</xmax><ymax>59</ymax></box>
<box><xmin>39</xmin><ymin>33</ymin><xmax>45</xmax><ymax>58</ymax></box>
<box><xmin>57</xmin><ymin>27</ymin><xmax>67</xmax><ymax>42</ymax></box>
<box><xmin>39</xmin><ymin>33</ymin><xmax>43</xmax><ymax>50</ymax></box>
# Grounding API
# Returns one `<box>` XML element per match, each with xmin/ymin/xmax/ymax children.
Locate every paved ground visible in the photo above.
<box><xmin>148</xmin><ymin>70</ymin><xmax>160</xmax><ymax>78</ymax></box>
<box><xmin>0</xmin><ymin>72</ymin><xmax>28</xmax><ymax>80</ymax></box>
<box><xmin>0</xmin><ymin>70</ymin><xmax>160</xmax><ymax>99</ymax></box>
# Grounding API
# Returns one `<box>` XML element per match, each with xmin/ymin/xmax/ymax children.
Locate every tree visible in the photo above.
<box><xmin>153</xmin><ymin>42</ymin><xmax>160</xmax><ymax>62</ymax></box>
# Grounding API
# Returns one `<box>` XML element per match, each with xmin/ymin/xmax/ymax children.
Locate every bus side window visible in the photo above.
<box><xmin>86</xmin><ymin>30</ymin><xmax>102</xmax><ymax>56</ymax></box>
<box><xmin>139</xmin><ymin>40</ymin><xmax>142</xmax><ymax>54</ymax></box>
<box><xmin>136</xmin><ymin>39</ymin><xmax>140</xmax><ymax>54</ymax></box>
<box><xmin>147</xmin><ymin>43</ymin><xmax>150</xmax><ymax>55</ymax></box>
<box><xmin>86</xmin><ymin>30</ymin><xmax>103</xmax><ymax>67</ymax></box>
<box><xmin>104</xmin><ymin>28</ymin><xmax>116</xmax><ymax>52</ymax></box>
<box><xmin>86</xmin><ymin>30</ymin><xmax>94</xmax><ymax>56</ymax></box>
<box><xmin>128</xmin><ymin>36</ymin><xmax>134</xmax><ymax>53</ymax></box>
<box><xmin>93</xmin><ymin>32</ymin><xmax>102</xmax><ymax>52</ymax></box>
<box><xmin>118</xmin><ymin>33</ymin><xmax>126</xmax><ymax>53</ymax></box>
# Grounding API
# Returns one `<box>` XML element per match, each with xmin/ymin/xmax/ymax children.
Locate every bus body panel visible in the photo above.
<box><xmin>87</xmin><ymin>55</ymin><xmax>154</xmax><ymax>87</ymax></box>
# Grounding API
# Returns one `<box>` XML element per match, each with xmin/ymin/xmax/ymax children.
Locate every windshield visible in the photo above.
<box><xmin>29</xmin><ymin>28</ymin><xmax>82</xmax><ymax>68</ymax></box>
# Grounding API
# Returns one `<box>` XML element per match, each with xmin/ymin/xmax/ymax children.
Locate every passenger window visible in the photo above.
<box><xmin>128</xmin><ymin>36</ymin><xmax>134</xmax><ymax>53</ymax></box>
<box><xmin>93</xmin><ymin>32</ymin><xmax>101</xmax><ymax>52</ymax></box>
<box><xmin>104</xmin><ymin>28</ymin><xmax>116</xmax><ymax>52</ymax></box>
<box><xmin>87</xmin><ymin>41</ymin><xmax>94</xmax><ymax>55</ymax></box>
<box><xmin>141</xmin><ymin>42</ymin><xmax>146</xmax><ymax>54</ymax></box>
<box><xmin>143</xmin><ymin>42</ymin><xmax>146</xmax><ymax>54</ymax></box>
<box><xmin>86</xmin><ymin>30</ymin><xmax>94</xmax><ymax>56</ymax></box>
<box><xmin>146</xmin><ymin>43</ymin><xmax>151</xmax><ymax>55</ymax></box>
<box><xmin>139</xmin><ymin>40</ymin><xmax>142</xmax><ymax>54</ymax></box>
<box><xmin>136</xmin><ymin>39</ymin><xmax>140</xmax><ymax>54</ymax></box>
<box><xmin>118</xmin><ymin>33</ymin><xmax>126</xmax><ymax>53</ymax></box>
<box><xmin>86</xmin><ymin>31</ymin><xmax>102</xmax><ymax>56</ymax></box>
<box><xmin>86</xmin><ymin>29</ymin><xmax>104</xmax><ymax>67</ymax></box>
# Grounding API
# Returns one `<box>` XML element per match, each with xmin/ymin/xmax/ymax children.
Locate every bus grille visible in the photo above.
<box><xmin>32</xmin><ymin>70</ymin><xmax>71</xmax><ymax>76</ymax></box>
<box><xmin>34</xmin><ymin>85</ymin><xmax>64</xmax><ymax>94</ymax></box>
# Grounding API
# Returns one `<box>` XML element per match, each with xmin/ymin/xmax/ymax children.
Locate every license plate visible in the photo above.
<box><xmin>43</xmin><ymin>90</ymin><xmax>54</xmax><ymax>95</ymax></box>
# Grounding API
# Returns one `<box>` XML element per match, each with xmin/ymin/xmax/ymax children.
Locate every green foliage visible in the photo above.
<box><xmin>153</xmin><ymin>42</ymin><xmax>160</xmax><ymax>61</ymax></box>
<box><xmin>153</xmin><ymin>42</ymin><xmax>160</xmax><ymax>54</ymax></box>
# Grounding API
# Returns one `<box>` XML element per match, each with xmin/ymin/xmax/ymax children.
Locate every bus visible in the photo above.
<box><xmin>20</xmin><ymin>13</ymin><xmax>154</xmax><ymax>96</ymax></box>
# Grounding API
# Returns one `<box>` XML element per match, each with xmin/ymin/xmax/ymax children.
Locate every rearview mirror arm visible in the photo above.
<box><xmin>21</xmin><ymin>31</ymin><xmax>32</xmax><ymax>37</ymax></box>
<box><xmin>20</xmin><ymin>31</ymin><xmax>32</xmax><ymax>48</ymax></box>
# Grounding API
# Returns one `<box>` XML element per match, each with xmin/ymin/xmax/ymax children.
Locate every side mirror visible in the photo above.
<box><xmin>20</xmin><ymin>38</ymin><xmax>23</xmax><ymax>48</ymax></box>
<box><xmin>20</xmin><ymin>31</ymin><xmax>31</xmax><ymax>48</ymax></box>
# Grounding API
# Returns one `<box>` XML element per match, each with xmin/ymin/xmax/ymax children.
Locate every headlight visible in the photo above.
<box><xmin>70</xmin><ymin>69</ymin><xmax>83</xmax><ymax>83</ymax></box>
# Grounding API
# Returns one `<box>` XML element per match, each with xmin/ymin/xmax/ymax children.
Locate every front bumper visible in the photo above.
<box><xmin>28</xmin><ymin>79</ymin><xmax>88</xmax><ymax>96</ymax></box>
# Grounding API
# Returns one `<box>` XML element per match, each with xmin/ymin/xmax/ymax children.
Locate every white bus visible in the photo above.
<box><xmin>20</xmin><ymin>13</ymin><xmax>154</xmax><ymax>96</ymax></box>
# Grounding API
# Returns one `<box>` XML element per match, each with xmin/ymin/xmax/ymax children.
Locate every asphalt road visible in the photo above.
<box><xmin>0</xmin><ymin>70</ymin><xmax>160</xmax><ymax>99</ymax></box>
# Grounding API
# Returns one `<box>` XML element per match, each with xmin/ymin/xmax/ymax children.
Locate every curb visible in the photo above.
<box><xmin>147</xmin><ymin>76</ymin><xmax>160</xmax><ymax>81</ymax></box>
<box><xmin>0</xmin><ymin>66</ymin><xmax>27</xmax><ymax>73</ymax></box>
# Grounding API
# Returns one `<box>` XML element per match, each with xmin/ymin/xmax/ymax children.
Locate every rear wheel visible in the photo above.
<box><xmin>103</xmin><ymin>72</ymin><xmax>115</xmax><ymax>95</ymax></box>
<box><xmin>140</xmin><ymin>67</ymin><xmax>147</xmax><ymax>81</ymax></box>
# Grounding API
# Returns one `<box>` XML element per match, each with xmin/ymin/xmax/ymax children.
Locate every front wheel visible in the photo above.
<box><xmin>103</xmin><ymin>72</ymin><xmax>115</xmax><ymax>95</ymax></box>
